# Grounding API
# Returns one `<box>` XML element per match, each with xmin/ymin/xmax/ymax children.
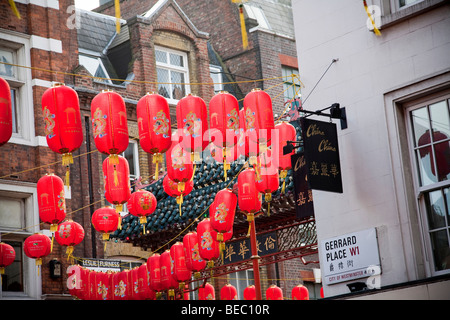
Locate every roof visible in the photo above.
<box><xmin>244</xmin><ymin>0</ymin><xmax>295</xmax><ymax>38</ymax></box>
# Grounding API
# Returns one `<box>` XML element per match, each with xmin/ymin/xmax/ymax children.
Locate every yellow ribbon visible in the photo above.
<box><xmin>363</xmin><ymin>0</ymin><xmax>381</xmax><ymax>36</ymax></box>
<box><xmin>115</xmin><ymin>0</ymin><xmax>121</xmax><ymax>33</ymax></box>
<box><xmin>8</xmin><ymin>0</ymin><xmax>21</xmax><ymax>19</ymax></box>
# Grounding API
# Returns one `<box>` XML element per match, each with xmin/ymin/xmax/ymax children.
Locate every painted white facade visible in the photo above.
<box><xmin>292</xmin><ymin>0</ymin><xmax>450</xmax><ymax>298</ymax></box>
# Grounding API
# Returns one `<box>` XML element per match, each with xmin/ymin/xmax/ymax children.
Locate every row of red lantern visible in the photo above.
<box><xmin>221</xmin><ymin>283</ymin><xmax>311</xmax><ymax>300</ymax></box>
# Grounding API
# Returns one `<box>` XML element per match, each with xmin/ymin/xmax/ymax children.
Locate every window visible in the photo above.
<box><xmin>210</xmin><ymin>65</ymin><xmax>223</xmax><ymax>94</ymax></box>
<box><xmin>229</xmin><ymin>269</ymin><xmax>254</xmax><ymax>299</ymax></box>
<box><xmin>155</xmin><ymin>46</ymin><xmax>190</xmax><ymax>104</ymax></box>
<box><xmin>407</xmin><ymin>95</ymin><xmax>450</xmax><ymax>274</ymax></box>
<box><xmin>0</xmin><ymin>183</ymin><xmax>40</xmax><ymax>298</ymax></box>
<box><xmin>79</xmin><ymin>54</ymin><xmax>112</xmax><ymax>84</ymax></box>
<box><xmin>398</xmin><ymin>0</ymin><xmax>422</xmax><ymax>8</ymax></box>
<box><xmin>0</xmin><ymin>35</ymin><xmax>33</xmax><ymax>144</ymax></box>
<box><xmin>282</xmin><ymin>66</ymin><xmax>301</xmax><ymax>103</ymax></box>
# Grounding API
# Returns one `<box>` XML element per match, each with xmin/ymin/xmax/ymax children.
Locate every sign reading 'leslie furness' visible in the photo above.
<box><xmin>320</xmin><ymin>228</ymin><xmax>381</xmax><ymax>285</ymax></box>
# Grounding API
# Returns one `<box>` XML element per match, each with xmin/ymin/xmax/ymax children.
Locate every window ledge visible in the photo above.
<box><xmin>381</xmin><ymin>0</ymin><xmax>447</xmax><ymax>29</ymax></box>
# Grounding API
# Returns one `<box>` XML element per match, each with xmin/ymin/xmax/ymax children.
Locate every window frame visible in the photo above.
<box><xmin>405</xmin><ymin>93</ymin><xmax>450</xmax><ymax>276</ymax></box>
<box><xmin>0</xmin><ymin>31</ymin><xmax>35</xmax><ymax>146</ymax></box>
<box><xmin>154</xmin><ymin>45</ymin><xmax>190</xmax><ymax>105</ymax></box>
<box><xmin>0</xmin><ymin>182</ymin><xmax>41</xmax><ymax>299</ymax></box>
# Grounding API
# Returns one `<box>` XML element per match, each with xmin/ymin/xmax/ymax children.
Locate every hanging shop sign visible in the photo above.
<box><xmin>291</xmin><ymin>152</ymin><xmax>314</xmax><ymax>219</ymax></box>
<box><xmin>300</xmin><ymin>118</ymin><xmax>343</xmax><ymax>193</ymax></box>
<box><xmin>320</xmin><ymin>228</ymin><xmax>381</xmax><ymax>285</ymax></box>
<box><xmin>78</xmin><ymin>258</ymin><xmax>121</xmax><ymax>272</ymax></box>
<box><xmin>223</xmin><ymin>232</ymin><xmax>277</xmax><ymax>265</ymax></box>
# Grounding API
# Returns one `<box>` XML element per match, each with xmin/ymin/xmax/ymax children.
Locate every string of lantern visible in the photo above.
<box><xmin>0</xmin><ymin>65</ymin><xmax>304</xmax><ymax>299</ymax></box>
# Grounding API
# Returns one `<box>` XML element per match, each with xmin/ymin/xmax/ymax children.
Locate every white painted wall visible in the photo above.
<box><xmin>292</xmin><ymin>0</ymin><xmax>450</xmax><ymax>297</ymax></box>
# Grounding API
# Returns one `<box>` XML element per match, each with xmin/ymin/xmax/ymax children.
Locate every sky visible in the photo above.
<box><xmin>75</xmin><ymin>0</ymin><xmax>100</xmax><ymax>11</ymax></box>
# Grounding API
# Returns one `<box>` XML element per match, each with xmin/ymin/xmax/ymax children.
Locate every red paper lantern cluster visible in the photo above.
<box><xmin>37</xmin><ymin>174</ymin><xmax>66</xmax><ymax>233</ymax></box>
<box><xmin>41</xmin><ymin>83</ymin><xmax>83</xmax><ymax>186</ymax></box>
<box><xmin>137</xmin><ymin>93</ymin><xmax>172</xmax><ymax>180</ymax></box>
<box><xmin>0</xmin><ymin>77</ymin><xmax>12</xmax><ymax>147</ymax></box>
<box><xmin>0</xmin><ymin>242</ymin><xmax>15</xmax><ymax>274</ymax></box>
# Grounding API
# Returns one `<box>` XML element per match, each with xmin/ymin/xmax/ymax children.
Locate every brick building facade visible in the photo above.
<box><xmin>1</xmin><ymin>0</ymin><xmax>318</xmax><ymax>300</ymax></box>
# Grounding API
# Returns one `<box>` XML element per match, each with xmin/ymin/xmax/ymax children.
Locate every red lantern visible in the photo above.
<box><xmin>183</xmin><ymin>231</ymin><xmax>206</xmax><ymax>277</ymax></box>
<box><xmin>237</xmin><ymin>109</ymin><xmax>259</xmax><ymax>159</ymax></box>
<box><xmin>41</xmin><ymin>83</ymin><xmax>83</xmax><ymax>185</ymax></box>
<box><xmin>291</xmin><ymin>284</ymin><xmax>309</xmax><ymax>300</ymax></box>
<box><xmin>160</xmin><ymin>250</ymin><xmax>178</xmax><ymax>299</ymax></box>
<box><xmin>55</xmin><ymin>220</ymin><xmax>85</xmax><ymax>260</ymax></box>
<box><xmin>86</xmin><ymin>269</ymin><xmax>97</xmax><ymax>300</ymax></box>
<box><xmin>0</xmin><ymin>77</ymin><xmax>12</xmax><ymax>147</ymax></box>
<box><xmin>137</xmin><ymin>93</ymin><xmax>172</xmax><ymax>180</ymax></box>
<box><xmin>137</xmin><ymin>264</ymin><xmax>155</xmax><ymax>300</ymax></box>
<box><xmin>112</xmin><ymin>270</ymin><xmax>129</xmax><ymax>300</ymax></box>
<box><xmin>209</xmin><ymin>92</ymin><xmax>240</xmax><ymax>179</ymax></box>
<box><xmin>147</xmin><ymin>253</ymin><xmax>162</xmax><ymax>294</ymax></box>
<box><xmin>244</xmin><ymin>285</ymin><xmax>256</xmax><ymax>300</ymax></box>
<box><xmin>243</xmin><ymin>89</ymin><xmax>275</xmax><ymax>148</ymax></box>
<box><xmin>266</xmin><ymin>284</ymin><xmax>283</xmax><ymax>300</ymax></box>
<box><xmin>91</xmin><ymin>206</ymin><xmax>120</xmax><ymax>241</ymax></box>
<box><xmin>170</xmin><ymin>242</ymin><xmax>192</xmax><ymax>290</ymax></box>
<box><xmin>221</xmin><ymin>283</ymin><xmax>238</xmax><ymax>300</ymax></box>
<box><xmin>255</xmin><ymin>167</ymin><xmax>279</xmax><ymax>216</ymax></box>
<box><xmin>210</xmin><ymin>188</ymin><xmax>237</xmax><ymax>258</ymax></box>
<box><xmin>23</xmin><ymin>233</ymin><xmax>51</xmax><ymax>268</ymax></box>
<box><xmin>95</xmin><ymin>271</ymin><xmax>113</xmax><ymax>300</ymax></box>
<box><xmin>238</xmin><ymin>168</ymin><xmax>262</xmax><ymax>234</ymax></box>
<box><xmin>103</xmin><ymin>155</ymin><xmax>131</xmax><ymax>212</ymax></box>
<box><xmin>176</xmin><ymin>94</ymin><xmax>209</xmax><ymax>161</ymax></box>
<box><xmin>0</xmin><ymin>242</ymin><xmax>15</xmax><ymax>274</ymax></box>
<box><xmin>127</xmin><ymin>189</ymin><xmax>157</xmax><ymax>232</ymax></box>
<box><xmin>67</xmin><ymin>264</ymin><xmax>83</xmax><ymax>299</ymax></box>
<box><xmin>275</xmin><ymin>122</ymin><xmax>296</xmax><ymax>193</ymax></box>
<box><xmin>320</xmin><ymin>286</ymin><xmax>324</xmax><ymax>298</ymax></box>
<box><xmin>166</xmin><ymin>131</ymin><xmax>194</xmax><ymax>194</ymax></box>
<box><xmin>197</xmin><ymin>218</ymin><xmax>220</xmax><ymax>268</ymax></box>
<box><xmin>163</xmin><ymin>174</ymin><xmax>193</xmax><ymax>216</ymax></box>
<box><xmin>198</xmin><ymin>283</ymin><xmax>215</xmax><ymax>300</ymax></box>
<box><xmin>37</xmin><ymin>174</ymin><xmax>66</xmax><ymax>233</ymax></box>
<box><xmin>91</xmin><ymin>90</ymin><xmax>129</xmax><ymax>156</ymax></box>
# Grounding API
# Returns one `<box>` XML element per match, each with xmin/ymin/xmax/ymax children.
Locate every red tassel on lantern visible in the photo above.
<box><xmin>41</xmin><ymin>83</ymin><xmax>83</xmax><ymax>186</ymax></box>
<box><xmin>176</xmin><ymin>94</ymin><xmax>209</xmax><ymax>162</ymax></box>
<box><xmin>0</xmin><ymin>77</ymin><xmax>12</xmax><ymax>147</ymax></box>
<box><xmin>137</xmin><ymin>93</ymin><xmax>172</xmax><ymax>180</ymax></box>
<box><xmin>103</xmin><ymin>155</ymin><xmax>131</xmax><ymax>212</ymax></box>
